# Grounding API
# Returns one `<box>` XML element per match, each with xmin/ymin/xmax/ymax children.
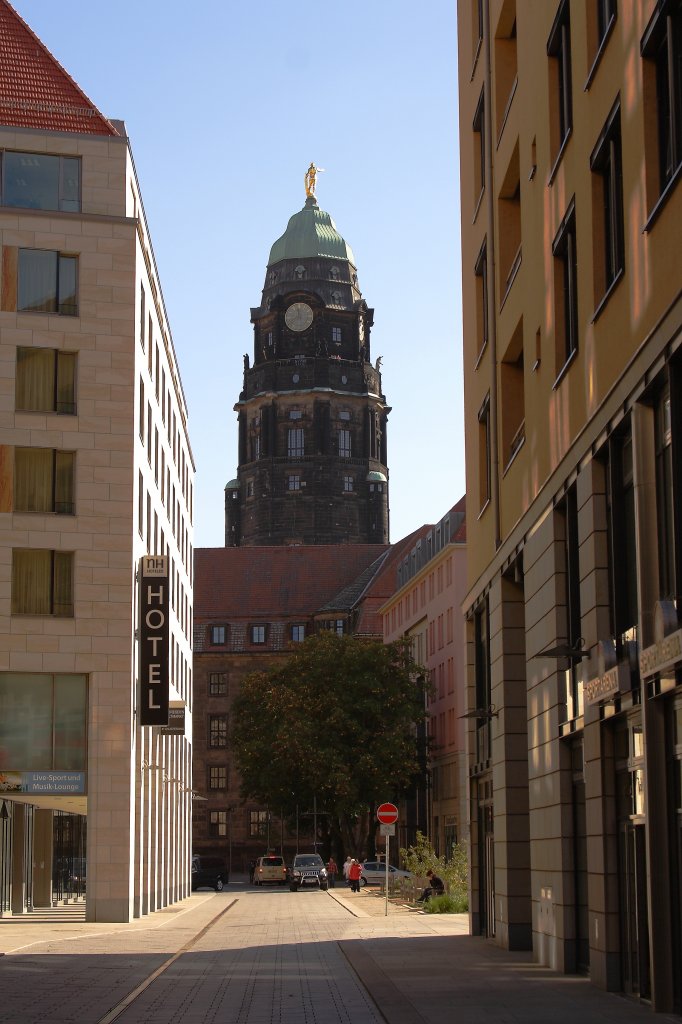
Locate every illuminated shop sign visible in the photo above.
<box><xmin>0</xmin><ymin>771</ymin><xmax>86</xmax><ymax>795</ymax></box>
<box><xmin>139</xmin><ymin>555</ymin><xmax>169</xmax><ymax>726</ymax></box>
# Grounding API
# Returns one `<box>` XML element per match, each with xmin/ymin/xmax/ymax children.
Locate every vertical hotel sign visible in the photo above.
<box><xmin>139</xmin><ymin>555</ymin><xmax>170</xmax><ymax>726</ymax></box>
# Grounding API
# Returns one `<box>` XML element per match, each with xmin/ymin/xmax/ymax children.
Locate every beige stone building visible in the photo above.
<box><xmin>459</xmin><ymin>0</ymin><xmax>682</xmax><ymax>1012</ymax></box>
<box><xmin>0</xmin><ymin>1</ymin><xmax>193</xmax><ymax>921</ymax></box>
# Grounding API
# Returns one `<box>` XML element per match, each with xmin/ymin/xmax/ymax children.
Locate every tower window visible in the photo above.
<box><xmin>338</xmin><ymin>429</ymin><xmax>351</xmax><ymax>457</ymax></box>
<box><xmin>288</xmin><ymin>428</ymin><xmax>304</xmax><ymax>458</ymax></box>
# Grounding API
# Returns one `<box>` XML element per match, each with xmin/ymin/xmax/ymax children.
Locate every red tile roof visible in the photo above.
<box><xmin>194</xmin><ymin>544</ymin><xmax>390</xmax><ymax>621</ymax></box>
<box><xmin>0</xmin><ymin>0</ymin><xmax>118</xmax><ymax>136</ymax></box>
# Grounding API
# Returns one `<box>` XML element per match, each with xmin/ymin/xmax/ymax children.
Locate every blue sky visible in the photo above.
<box><xmin>17</xmin><ymin>0</ymin><xmax>464</xmax><ymax>549</ymax></box>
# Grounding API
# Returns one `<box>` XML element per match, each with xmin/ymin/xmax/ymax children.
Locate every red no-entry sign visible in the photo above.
<box><xmin>377</xmin><ymin>802</ymin><xmax>398</xmax><ymax>824</ymax></box>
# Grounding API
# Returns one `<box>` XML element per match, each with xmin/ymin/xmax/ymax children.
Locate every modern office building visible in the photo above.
<box><xmin>459</xmin><ymin>0</ymin><xmax>682</xmax><ymax>1011</ymax></box>
<box><xmin>0</xmin><ymin>0</ymin><xmax>194</xmax><ymax>921</ymax></box>
<box><xmin>225</xmin><ymin>170</ymin><xmax>390</xmax><ymax>547</ymax></box>
<box><xmin>381</xmin><ymin>499</ymin><xmax>467</xmax><ymax>856</ymax></box>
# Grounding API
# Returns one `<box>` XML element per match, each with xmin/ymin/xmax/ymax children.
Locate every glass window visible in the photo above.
<box><xmin>249</xmin><ymin>810</ymin><xmax>268</xmax><ymax>837</ymax></box>
<box><xmin>54</xmin><ymin>674</ymin><xmax>88</xmax><ymax>769</ymax></box>
<box><xmin>211</xmin><ymin>625</ymin><xmax>226</xmax><ymax>645</ymax></box>
<box><xmin>343</xmin><ymin>475</ymin><xmax>354</xmax><ymax>492</ymax></box>
<box><xmin>291</xmin><ymin>625</ymin><xmax>305</xmax><ymax>642</ymax></box>
<box><xmin>2</xmin><ymin>152</ymin><xmax>80</xmax><ymax>212</ymax></box>
<box><xmin>209</xmin><ymin>715</ymin><xmax>228</xmax><ymax>748</ymax></box>
<box><xmin>475</xmin><ymin>240</ymin><xmax>488</xmax><ymax>359</ymax></box>
<box><xmin>209</xmin><ymin>766</ymin><xmax>227</xmax><ymax>790</ymax></box>
<box><xmin>591</xmin><ymin>101</ymin><xmax>624</xmax><ymax>299</ymax></box>
<box><xmin>11</xmin><ymin>549</ymin><xmax>73</xmax><ymax>616</ymax></box>
<box><xmin>547</xmin><ymin>0</ymin><xmax>573</xmax><ymax>159</ymax></box>
<box><xmin>16</xmin><ymin>347</ymin><xmax>76</xmax><ymax>414</ymax></box>
<box><xmin>553</xmin><ymin>200</ymin><xmax>578</xmax><ymax>373</ymax></box>
<box><xmin>642</xmin><ymin>1</ymin><xmax>682</xmax><ymax>196</ymax></box>
<box><xmin>478</xmin><ymin>394</ymin><xmax>491</xmax><ymax>510</ymax></box>
<box><xmin>287</xmin><ymin>474</ymin><xmax>301</xmax><ymax>491</ymax></box>
<box><xmin>14</xmin><ymin>448</ymin><xmax>75</xmax><ymax>514</ymax></box>
<box><xmin>251</xmin><ymin>625</ymin><xmax>266</xmax><ymax>644</ymax></box>
<box><xmin>338</xmin><ymin>429</ymin><xmax>351</xmax><ymax>457</ymax></box>
<box><xmin>209</xmin><ymin>809</ymin><xmax>228</xmax><ymax>837</ymax></box>
<box><xmin>18</xmin><ymin>249</ymin><xmax>77</xmax><ymax>316</ymax></box>
<box><xmin>332</xmin><ymin>326</ymin><xmax>342</xmax><ymax>344</ymax></box>
<box><xmin>0</xmin><ymin>672</ymin><xmax>86</xmax><ymax>770</ymax></box>
<box><xmin>209</xmin><ymin>673</ymin><xmax>227</xmax><ymax>695</ymax></box>
<box><xmin>473</xmin><ymin>89</ymin><xmax>485</xmax><ymax>203</ymax></box>
<box><xmin>288</xmin><ymin>427</ymin><xmax>304</xmax><ymax>458</ymax></box>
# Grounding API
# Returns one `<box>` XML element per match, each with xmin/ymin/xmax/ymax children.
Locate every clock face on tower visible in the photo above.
<box><xmin>285</xmin><ymin>302</ymin><xmax>313</xmax><ymax>332</ymax></box>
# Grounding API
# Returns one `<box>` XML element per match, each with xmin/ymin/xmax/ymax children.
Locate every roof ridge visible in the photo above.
<box><xmin>0</xmin><ymin>0</ymin><xmax>119</xmax><ymax>136</ymax></box>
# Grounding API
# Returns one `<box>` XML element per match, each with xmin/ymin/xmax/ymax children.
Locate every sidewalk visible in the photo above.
<box><xmin>0</xmin><ymin>886</ymin><xmax>677</xmax><ymax>1024</ymax></box>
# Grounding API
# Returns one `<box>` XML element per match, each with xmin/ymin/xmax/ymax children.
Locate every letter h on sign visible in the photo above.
<box><xmin>139</xmin><ymin>555</ymin><xmax>170</xmax><ymax>726</ymax></box>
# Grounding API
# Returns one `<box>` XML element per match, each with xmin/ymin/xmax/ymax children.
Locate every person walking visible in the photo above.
<box><xmin>348</xmin><ymin>858</ymin><xmax>363</xmax><ymax>893</ymax></box>
<box><xmin>327</xmin><ymin>856</ymin><xmax>338</xmax><ymax>888</ymax></box>
<box><xmin>343</xmin><ymin>856</ymin><xmax>352</xmax><ymax>886</ymax></box>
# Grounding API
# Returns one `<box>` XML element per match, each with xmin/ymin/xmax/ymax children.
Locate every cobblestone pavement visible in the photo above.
<box><xmin>0</xmin><ymin>885</ymin><xmax>677</xmax><ymax>1024</ymax></box>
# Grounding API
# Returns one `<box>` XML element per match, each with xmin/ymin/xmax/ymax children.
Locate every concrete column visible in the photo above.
<box><xmin>10</xmin><ymin>803</ymin><xmax>26</xmax><ymax>915</ymax></box>
<box><xmin>490</xmin><ymin>572</ymin><xmax>531</xmax><ymax>950</ymax></box>
<box><xmin>32</xmin><ymin>810</ymin><xmax>53</xmax><ymax>908</ymax></box>
<box><xmin>576</xmin><ymin>459</ymin><xmax>621</xmax><ymax>990</ymax></box>
<box><xmin>633</xmin><ymin>402</ymin><xmax>674</xmax><ymax>1012</ymax></box>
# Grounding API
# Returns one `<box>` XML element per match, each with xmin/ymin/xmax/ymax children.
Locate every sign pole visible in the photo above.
<box><xmin>376</xmin><ymin>802</ymin><xmax>399</xmax><ymax>919</ymax></box>
<box><xmin>385</xmin><ymin>834</ymin><xmax>389</xmax><ymax>917</ymax></box>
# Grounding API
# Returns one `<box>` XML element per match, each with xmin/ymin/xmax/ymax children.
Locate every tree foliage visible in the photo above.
<box><xmin>400</xmin><ymin>830</ymin><xmax>469</xmax><ymax>910</ymax></box>
<box><xmin>229</xmin><ymin>632</ymin><xmax>427</xmax><ymax>857</ymax></box>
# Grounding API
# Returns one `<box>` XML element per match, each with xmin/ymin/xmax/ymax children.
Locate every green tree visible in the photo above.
<box><xmin>229</xmin><ymin>632</ymin><xmax>428</xmax><ymax>859</ymax></box>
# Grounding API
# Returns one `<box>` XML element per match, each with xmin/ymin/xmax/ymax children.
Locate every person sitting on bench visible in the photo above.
<box><xmin>417</xmin><ymin>869</ymin><xmax>445</xmax><ymax>902</ymax></box>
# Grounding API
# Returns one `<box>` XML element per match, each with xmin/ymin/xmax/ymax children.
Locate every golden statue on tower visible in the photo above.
<box><xmin>305</xmin><ymin>162</ymin><xmax>324</xmax><ymax>198</ymax></box>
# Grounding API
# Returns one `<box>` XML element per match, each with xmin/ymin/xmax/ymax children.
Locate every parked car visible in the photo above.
<box><xmin>254</xmin><ymin>854</ymin><xmax>287</xmax><ymax>885</ymax></box>
<box><xmin>191</xmin><ymin>854</ymin><xmax>229</xmax><ymax>891</ymax></box>
<box><xmin>289</xmin><ymin>853</ymin><xmax>328</xmax><ymax>891</ymax></box>
<box><xmin>360</xmin><ymin>861</ymin><xmax>413</xmax><ymax>886</ymax></box>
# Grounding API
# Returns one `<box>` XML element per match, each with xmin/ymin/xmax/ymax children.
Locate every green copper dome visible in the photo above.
<box><xmin>268</xmin><ymin>196</ymin><xmax>356</xmax><ymax>267</ymax></box>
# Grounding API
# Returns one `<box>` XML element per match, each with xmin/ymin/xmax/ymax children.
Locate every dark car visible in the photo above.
<box><xmin>191</xmin><ymin>854</ymin><xmax>229</xmax><ymax>891</ymax></box>
<box><xmin>289</xmin><ymin>853</ymin><xmax>328</xmax><ymax>891</ymax></box>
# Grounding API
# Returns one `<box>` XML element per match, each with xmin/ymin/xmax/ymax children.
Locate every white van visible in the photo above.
<box><xmin>254</xmin><ymin>854</ymin><xmax>287</xmax><ymax>885</ymax></box>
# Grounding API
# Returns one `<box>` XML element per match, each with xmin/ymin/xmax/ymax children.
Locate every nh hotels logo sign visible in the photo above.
<box><xmin>139</xmin><ymin>555</ymin><xmax>170</xmax><ymax>726</ymax></box>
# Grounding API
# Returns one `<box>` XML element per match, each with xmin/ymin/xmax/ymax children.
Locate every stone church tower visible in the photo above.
<box><xmin>225</xmin><ymin>174</ymin><xmax>390</xmax><ymax>546</ymax></box>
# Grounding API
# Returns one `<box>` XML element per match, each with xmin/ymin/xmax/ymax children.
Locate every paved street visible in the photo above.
<box><xmin>0</xmin><ymin>885</ymin><xmax>678</xmax><ymax>1024</ymax></box>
